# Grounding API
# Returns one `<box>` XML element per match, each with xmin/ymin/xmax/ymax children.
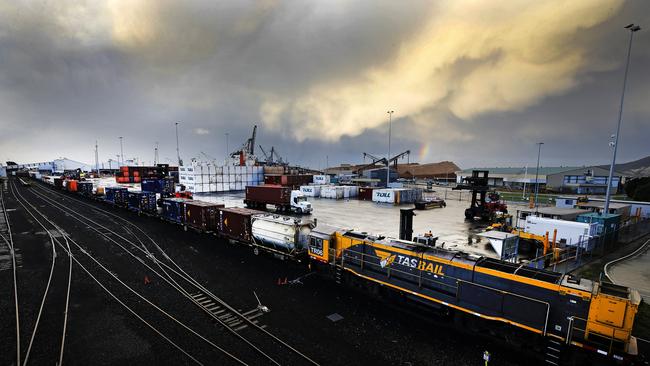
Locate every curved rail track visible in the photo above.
<box><xmin>1</xmin><ymin>181</ymin><xmax>21</xmax><ymax>365</ymax></box>
<box><xmin>10</xmin><ymin>179</ymin><xmax>246</xmax><ymax>365</ymax></box>
<box><xmin>23</xmin><ymin>180</ymin><xmax>319</xmax><ymax>365</ymax></box>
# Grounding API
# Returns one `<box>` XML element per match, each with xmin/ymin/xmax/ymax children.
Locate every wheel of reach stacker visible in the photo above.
<box><xmin>465</xmin><ymin>208</ymin><xmax>474</xmax><ymax>220</ymax></box>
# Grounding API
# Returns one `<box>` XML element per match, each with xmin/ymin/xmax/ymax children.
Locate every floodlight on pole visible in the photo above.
<box><xmin>386</xmin><ymin>110</ymin><xmax>394</xmax><ymax>187</ymax></box>
<box><xmin>604</xmin><ymin>24</ymin><xmax>641</xmax><ymax>215</ymax></box>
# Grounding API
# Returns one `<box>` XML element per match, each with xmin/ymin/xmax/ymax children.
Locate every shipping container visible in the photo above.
<box><xmin>245</xmin><ymin>185</ymin><xmax>292</xmax><ymax>208</ymax></box>
<box><xmin>77</xmin><ymin>181</ymin><xmax>94</xmax><ymax>196</ymax></box>
<box><xmin>313</xmin><ymin>175</ymin><xmax>330</xmax><ymax>184</ymax></box>
<box><xmin>358</xmin><ymin>187</ymin><xmax>376</xmax><ymax>201</ymax></box>
<box><xmin>320</xmin><ymin>186</ymin><xmax>344</xmax><ymax>199</ymax></box>
<box><xmin>54</xmin><ymin>177</ymin><xmax>64</xmax><ymax>189</ymax></box>
<box><xmin>105</xmin><ymin>187</ymin><xmax>129</xmax><ymax>206</ymax></box>
<box><xmin>577</xmin><ymin>213</ymin><xmax>621</xmax><ymax>245</ymax></box>
<box><xmin>127</xmin><ymin>191</ymin><xmax>158</xmax><ymax>214</ymax></box>
<box><xmin>161</xmin><ymin>197</ymin><xmax>191</xmax><ymax>224</ymax></box>
<box><xmin>264</xmin><ymin>174</ymin><xmax>313</xmax><ymax>189</ymax></box>
<box><xmin>67</xmin><ymin>180</ymin><xmax>78</xmax><ymax>192</ymax></box>
<box><xmin>300</xmin><ymin>185</ymin><xmax>321</xmax><ymax>197</ymax></box>
<box><xmin>372</xmin><ymin>188</ymin><xmax>422</xmax><ymax>204</ymax></box>
<box><xmin>184</xmin><ymin>201</ymin><xmax>224</xmax><ymax>232</ymax></box>
<box><xmin>141</xmin><ymin>178</ymin><xmax>175</xmax><ymax>195</ymax></box>
<box><xmin>217</xmin><ymin>207</ymin><xmax>264</xmax><ymax>243</ymax></box>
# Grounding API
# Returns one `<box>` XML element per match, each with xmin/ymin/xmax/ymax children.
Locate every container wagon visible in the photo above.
<box><xmin>127</xmin><ymin>191</ymin><xmax>158</xmax><ymax>214</ymax></box>
<box><xmin>184</xmin><ymin>201</ymin><xmax>224</xmax><ymax>232</ymax></box>
<box><xmin>105</xmin><ymin>187</ymin><xmax>128</xmax><ymax>207</ymax></box>
<box><xmin>77</xmin><ymin>181</ymin><xmax>94</xmax><ymax>196</ymax></box>
<box><xmin>250</xmin><ymin>214</ymin><xmax>315</xmax><ymax>258</ymax></box>
<box><xmin>161</xmin><ymin>197</ymin><xmax>191</xmax><ymax>224</ymax></box>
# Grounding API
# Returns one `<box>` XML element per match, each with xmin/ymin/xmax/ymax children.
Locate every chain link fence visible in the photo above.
<box><xmin>525</xmin><ymin>219</ymin><xmax>650</xmax><ymax>274</ymax></box>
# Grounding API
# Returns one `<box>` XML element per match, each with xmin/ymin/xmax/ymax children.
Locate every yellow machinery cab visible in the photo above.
<box><xmin>585</xmin><ymin>282</ymin><xmax>641</xmax><ymax>354</ymax></box>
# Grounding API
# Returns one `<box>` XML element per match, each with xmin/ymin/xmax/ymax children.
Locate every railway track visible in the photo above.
<box><xmin>11</xmin><ymin>179</ymin><xmax>245</xmax><ymax>365</ymax></box>
<box><xmin>7</xmin><ymin>179</ymin><xmax>73</xmax><ymax>365</ymax></box>
<box><xmin>26</xmin><ymin>180</ymin><xmax>319</xmax><ymax>365</ymax></box>
<box><xmin>1</xmin><ymin>180</ymin><xmax>21</xmax><ymax>365</ymax></box>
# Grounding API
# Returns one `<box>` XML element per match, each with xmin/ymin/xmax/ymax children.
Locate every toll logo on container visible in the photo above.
<box><xmin>376</xmin><ymin>193</ymin><xmax>392</xmax><ymax>198</ymax></box>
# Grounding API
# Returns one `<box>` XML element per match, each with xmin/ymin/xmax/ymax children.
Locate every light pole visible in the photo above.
<box><xmin>175</xmin><ymin>122</ymin><xmax>183</xmax><ymax>166</ymax></box>
<box><xmin>604</xmin><ymin>24</ymin><xmax>641</xmax><ymax>215</ymax></box>
<box><xmin>386</xmin><ymin>110</ymin><xmax>394</xmax><ymax>187</ymax></box>
<box><xmin>534</xmin><ymin>142</ymin><xmax>544</xmax><ymax>210</ymax></box>
<box><xmin>119</xmin><ymin>136</ymin><xmax>124</xmax><ymax>166</ymax></box>
<box><xmin>225</xmin><ymin>133</ymin><xmax>229</xmax><ymax>161</ymax></box>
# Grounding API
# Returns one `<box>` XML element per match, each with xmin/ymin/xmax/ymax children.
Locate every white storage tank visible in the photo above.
<box><xmin>251</xmin><ymin>214</ymin><xmax>314</xmax><ymax>253</ymax></box>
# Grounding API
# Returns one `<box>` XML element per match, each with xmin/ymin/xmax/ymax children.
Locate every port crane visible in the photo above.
<box><xmin>258</xmin><ymin>145</ymin><xmax>286</xmax><ymax>166</ymax></box>
<box><xmin>356</xmin><ymin>150</ymin><xmax>411</xmax><ymax>174</ymax></box>
<box><xmin>229</xmin><ymin>125</ymin><xmax>258</xmax><ymax>165</ymax></box>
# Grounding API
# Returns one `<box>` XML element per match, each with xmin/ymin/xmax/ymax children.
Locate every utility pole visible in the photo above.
<box><xmin>522</xmin><ymin>165</ymin><xmax>528</xmax><ymax>199</ymax></box>
<box><xmin>225</xmin><ymin>133</ymin><xmax>229</xmax><ymax>161</ymax></box>
<box><xmin>386</xmin><ymin>110</ymin><xmax>394</xmax><ymax>187</ymax></box>
<box><xmin>95</xmin><ymin>140</ymin><xmax>99</xmax><ymax>175</ymax></box>
<box><xmin>154</xmin><ymin>142</ymin><xmax>159</xmax><ymax>165</ymax></box>
<box><xmin>119</xmin><ymin>136</ymin><xmax>124</xmax><ymax>166</ymax></box>
<box><xmin>604</xmin><ymin>24</ymin><xmax>641</xmax><ymax>215</ymax></box>
<box><xmin>175</xmin><ymin>122</ymin><xmax>183</xmax><ymax>166</ymax></box>
<box><xmin>534</xmin><ymin>143</ymin><xmax>544</xmax><ymax>210</ymax></box>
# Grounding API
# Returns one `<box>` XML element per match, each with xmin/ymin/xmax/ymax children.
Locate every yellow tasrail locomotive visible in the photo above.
<box><xmin>307</xmin><ymin>229</ymin><xmax>641</xmax><ymax>361</ymax></box>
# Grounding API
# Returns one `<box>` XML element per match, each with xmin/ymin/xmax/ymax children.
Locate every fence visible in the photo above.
<box><xmin>525</xmin><ymin>219</ymin><xmax>650</xmax><ymax>274</ymax></box>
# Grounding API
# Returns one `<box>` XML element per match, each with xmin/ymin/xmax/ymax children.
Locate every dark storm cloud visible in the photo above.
<box><xmin>0</xmin><ymin>1</ymin><xmax>648</xmax><ymax>169</ymax></box>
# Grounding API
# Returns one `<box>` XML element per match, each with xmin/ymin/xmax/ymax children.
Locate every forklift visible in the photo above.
<box><xmin>453</xmin><ymin>170</ymin><xmax>507</xmax><ymax>220</ymax></box>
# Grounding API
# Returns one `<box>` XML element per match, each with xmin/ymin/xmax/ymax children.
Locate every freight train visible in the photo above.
<box><xmin>35</xmin><ymin>176</ymin><xmax>642</xmax><ymax>364</ymax></box>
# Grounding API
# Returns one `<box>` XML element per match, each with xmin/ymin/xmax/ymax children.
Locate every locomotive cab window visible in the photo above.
<box><xmin>310</xmin><ymin>237</ymin><xmax>323</xmax><ymax>250</ymax></box>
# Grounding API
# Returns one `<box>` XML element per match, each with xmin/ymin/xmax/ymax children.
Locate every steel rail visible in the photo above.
<box><xmin>0</xmin><ymin>184</ymin><xmax>21</xmax><ymax>365</ymax></box>
<box><xmin>29</xmin><ymin>184</ymin><xmax>282</xmax><ymax>366</ymax></box>
<box><xmin>34</xmin><ymin>182</ymin><xmax>320</xmax><ymax>365</ymax></box>
<box><xmin>18</xmin><ymin>181</ymin><xmax>247</xmax><ymax>365</ymax></box>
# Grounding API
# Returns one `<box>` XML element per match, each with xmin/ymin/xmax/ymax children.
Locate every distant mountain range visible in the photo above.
<box><xmin>600</xmin><ymin>155</ymin><xmax>650</xmax><ymax>178</ymax></box>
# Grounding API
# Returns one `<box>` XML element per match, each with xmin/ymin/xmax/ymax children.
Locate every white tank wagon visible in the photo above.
<box><xmin>251</xmin><ymin>214</ymin><xmax>316</xmax><ymax>258</ymax></box>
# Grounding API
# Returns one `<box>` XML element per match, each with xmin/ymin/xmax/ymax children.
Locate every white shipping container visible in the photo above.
<box><xmin>300</xmin><ymin>185</ymin><xmax>321</xmax><ymax>197</ymax></box>
<box><xmin>524</xmin><ymin>216</ymin><xmax>597</xmax><ymax>247</ymax></box>
<box><xmin>373</xmin><ymin>189</ymin><xmax>396</xmax><ymax>203</ymax></box>
<box><xmin>321</xmin><ymin>186</ymin><xmax>344</xmax><ymax>199</ymax></box>
<box><xmin>313</xmin><ymin>175</ymin><xmax>331</xmax><ymax>184</ymax></box>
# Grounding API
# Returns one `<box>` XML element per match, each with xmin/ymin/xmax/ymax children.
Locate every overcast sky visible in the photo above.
<box><xmin>1</xmin><ymin>1</ymin><xmax>648</xmax><ymax>169</ymax></box>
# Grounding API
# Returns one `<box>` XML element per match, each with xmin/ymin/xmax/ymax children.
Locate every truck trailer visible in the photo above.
<box><xmin>244</xmin><ymin>185</ymin><xmax>312</xmax><ymax>213</ymax></box>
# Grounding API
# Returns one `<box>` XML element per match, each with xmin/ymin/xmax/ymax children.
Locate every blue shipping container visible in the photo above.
<box><xmin>141</xmin><ymin>178</ymin><xmax>175</xmax><ymax>195</ymax></box>
<box><xmin>161</xmin><ymin>198</ymin><xmax>190</xmax><ymax>223</ymax></box>
<box><xmin>78</xmin><ymin>182</ymin><xmax>94</xmax><ymax>195</ymax></box>
<box><xmin>105</xmin><ymin>187</ymin><xmax>128</xmax><ymax>206</ymax></box>
<box><xmin>128</xmin><ymin>191</ymin><xmax>157</xmax><ymax>213</ymax></box>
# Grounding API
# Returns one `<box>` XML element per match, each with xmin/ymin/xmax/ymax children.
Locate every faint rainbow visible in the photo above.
<box><xmin>418</xmin><ymin>143</ymin><xmax>430</xmax><ymax>161</ymax></box>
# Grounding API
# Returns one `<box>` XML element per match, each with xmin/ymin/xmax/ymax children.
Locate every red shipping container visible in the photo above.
<box><xmin>217</xmin><ymin>207</ymin><xmax>264</xmax><ymax>243</ymax></box>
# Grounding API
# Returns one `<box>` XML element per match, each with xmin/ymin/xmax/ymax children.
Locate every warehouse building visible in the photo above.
<box><xmin>397</xmin><ymin>161</ymin><xmax>459</xmax><ymax>183</ymax></box>
<box><xmin>545</xmin><ymin>166</ymin><xmax>623</xmax><ymax>194</ymax></box>
<box><xmin>455</xmin><ymin>167</ymin><xmax>578</xmax><ymax>189</ymax></box>
<box><xmin>7</xmin><ymin>158</ymin><xmax>93</xmax><ymax>173</ymax></box>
